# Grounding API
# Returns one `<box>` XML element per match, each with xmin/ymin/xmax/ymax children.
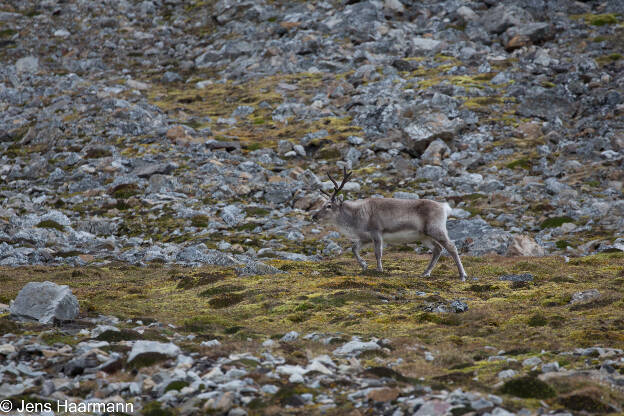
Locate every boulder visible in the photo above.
<box><xmin>570</xmin><ymin>289</ymin><xmax>600</xmax><ymax>304</ymax></box>
<box><xmin>480</xmin><ymin>5</ymin><xmax>533</xmax><ymax>34</ymax></box>
<box><xmin>403</xmin><ymin>112</ymin><xmax>464</xmax><ymax>155</ymax></box>
<box><xmin>10</xmin><ymin>281</ymin><xmax>79</xmax><ymax>324</ymax></box>
<box><xmin>506</xmin><ymin>235</ymin><xmax>545</xmax><ymax>256</ymax></box>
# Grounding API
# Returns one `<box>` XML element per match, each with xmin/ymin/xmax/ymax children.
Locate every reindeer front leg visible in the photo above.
<box><xmin>372</xmin><ymin>233</ymin><xmax>384</xmax><ymax>272</ymax></box>
<box><xmin>352</xmin><ymin>240</ymin><xmax>367</xmax><ymax>271</ymax></box>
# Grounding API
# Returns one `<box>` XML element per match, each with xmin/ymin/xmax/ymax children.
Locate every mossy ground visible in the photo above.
<box><xmin>1</xmin><ymin>252</ymin><xmax>624</xmax><ymax>411</ymax></box>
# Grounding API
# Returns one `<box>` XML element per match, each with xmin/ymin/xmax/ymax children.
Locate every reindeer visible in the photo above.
<box><xmin>312</xmin><ymin>167</ymin><xmax>468</xmax><ymax>281</ymax></box>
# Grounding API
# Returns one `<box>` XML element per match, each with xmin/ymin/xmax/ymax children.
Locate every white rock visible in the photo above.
<box><xmin>196</xmin><ymin>80</ymin><xmax>214</xmax><ymax>89</ymax></box>
<box><xmin>412</xmin><ymin>37</ymin><xmax>443</xmax><ymax>52</ymax></box>
<box><xmin>280</xmin><ymin>331</ymin><xmax>299</xmax><ymax>342</ymax></box>
<box><xmin>91</xmin><ymin>325</ymin><xmax>120</xmax><ymax>338</ymax></box>
<box><xmin>333</xmin><ymin>340</ymin><xmax>380</xmax><ymax>356</ymax></box>
<box><xmin>0</xmin><ymin>344</ymin><xmax>16</xmax><ymax>355</ymax></box>
<box><xmin>262</xmin><ymin>339</ymin><xmax>276</xmax><ymax>348</ymax></box>
<box><xmin>201</xmin><ymin>339</ymin><xmax>221</xmax><ymax>347</ymax></box>
<box><xmin>54</xmin><ymin>29</ymin><xmax>70</xmax><ymax>38</ymax></box>
<box><xmin>127</xmin><ymin>341</ymin><xmax>181</xmax><ymax>363</ymax></box>
<box><xmin>522</xmin><ymin>356</ymin><xmax>542</xmax><ymax>367</ymax></box>
<box><xmin>542</xmin><ymin>362</ymin><xmax>559</xmax><ymax>372</ymax></box>
<box><xmin>384</xmin><ymin>0</ymin><xmax>405</xmax><ymax>13</ymax></box>
<box><xmin>127</xmin><ymin>79</ymin><xmax>151</xmax><ymax>90</ymax></box>
<box><xmin>497</xmin><ymin>369</ymin><xmax>517</xmax><ymax>379</ymax></box>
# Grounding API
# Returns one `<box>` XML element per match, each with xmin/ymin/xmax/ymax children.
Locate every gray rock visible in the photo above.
<box><xmin>393</xmin><ymin>192</ymin><xmax>419</xmax><ymax>200</ymax></box>
<box><xmin>411</xmin><ymin>37</ymin><xmax>443</xmax><ymax>53</ymax></box>
<box><xmin>450</xmin><ymin>300</ymin><xmax>469</xmax><ymax>313</ymax></box>
<box><xmin>221</xmin><ymin>205</ymin><xmax>246</xmax><ymax>227</ymax></box>
<box><xmin>162</xmin><ymin>71</ymin><xmax>182</xmax><ymax>83</ymax></box>
<box><xmin>176</xmin><ymin>245</ymin><xmax>239</xmax><ymax>266</ymax></box>
<box><xmin>134</xmin><ymin>162</ymin><xmax>176</xmax><ymax>178</ymax></box>
<box><xmin>471</xmin><ymin>398</ymin><xmax>494</xmax><ymax>410</ymax></box>
<box><xmin>499</xmin><ymin>273</ymin><xmax>534</xmax><ymax>282</ymax></box>
<box><xmin>416</xmin><ymin>165</ymin><xmax>445</xmax><ymax>181</ymax></box>
<box><xmin>523</xmin><ymin>356</ymin><xmax>542</xmax><ymax>366</ymax></box>
<box><xmin>15</xmin><ymin>56</ymin><xmax>39</xmax><ymax>74</ymax></box>
<box><xmin>542</xmin><ymin>362</ymin><xmax>559</xmax><ymax>372</ymax></box>
<box><xmin>236</xmin><ymin>261</ymin><xmax>282</xmax><ymax>276</ymax></box>
<box><xmin>264</xmin><ymin>182</ymin><xmax>295</xmax><ymax>204</ymax></box>
<box><xmin>498</xmin><ymin>369</ymin><xmax>517</xmax><ymax>379</ymax></box>
<box><xmin>481</xmin><ymin>5</ymin><xmax>533</xmax><ymax>34</ymax></box>
<box><xmin>414</xmin><ymin>400</ymin><xmax>451</xmax><ymax>416</ymax></box>
<box><xmin>281</xmin><ymin>331</ymin><xmax>299</xmax><ymax>342</ymax></box>
<box><xmin>570</xmin><ymin>289</ymin><xmax>600</xmax><ymax>304</ymax></box>
<box><xmin>403</xmin><ymin>112</ymin><xmax>464</xmax><ymax>154</ymax></box>
<box><xmin>10</xmin><ymin>281</ymin><xmax>79</xmax><ymax>324</ymax></box>
<box><xmin>333</xmin><ymin>339</ymin><xmax>380</xmax><ymax>356</ymax></box>
<box><xmin>232</xmin><ymin>106</ymin><xmax>254</xmax><ymax>117</ymax></box>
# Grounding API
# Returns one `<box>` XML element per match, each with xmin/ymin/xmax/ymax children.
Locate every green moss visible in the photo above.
<box><xmin>506</xmin><ymin>158</ymin><xmax>532</xmax><ymax>170</ymax></box>
<box><xmin>198</xmin><ymin>284</ymin><xmax>245</xmax><ymax>297</ymax></box>
<box><xmin>128</xmin><ymin>352</ymin><xmax>171</xmax><ymax>369</ymax></box>
<box><xmin>246</xmin><ymin>207</ymin><xmax>270</xmax><ymax>216</ymax></box>
<box><xmin>36</xmin><ymin>220</ymin><xmax>65</xmax><ymax>231</ymax></box>
<box><xmin>557</xmin><ymin>389</ymin><xmax>614</xmax><ymax>412</ymax></box>
<box><xmin>596</xmin><ymin>53</ymin><xmax>622</xmax><ymax>65</ymax></box>
<box><xmin>85</xmin><ymin>148</ymin><xmax>112</xmax><ymax>159</ymax></box>
<box><xmin>236</xmin><ymin>223</ymin><xmax>256</xmax><ymax>232</ymax></box>
<box><xmin>96</xmin><ymin>329</ymin><xmax>143</xmax><ymax>342</ymax></box>
<box><xmin>273</xmin><ymin>384</ymin><xmax>315</xmax><ymax>406</ymax></box>
<box><xmin>527</xmin><ymin>313</ymin><xmax>548</xmax><ymax>327</ymax></box>
<box><xmin>190</xmin><ymin>215</ymin><xmax>209</xmax><ymax>228</ymax></box>
<box><xmin>164</xmin><ymin>380</ymin><xmax>189</xmax><ymax>393</ymax></box>
<box><xmin>555</xmin><ymin>240</ymin><xmax>570</xmax><ymax>249</ymax></box>
<box><xmin>540</xmin><ymin>216</ymin><xmax>574</xmax><ymax>229</ymax></box>
<box><xmin>208</xmin><ymin>292</ymin><xmax>245</xmax><ymax>308</ymax></box>
<box><xmin>142</xmin><ymin>402</ymin><xmax>175</xmax><ymax>416</ymax></box>
<box><xmin>111</xmin><ymin>183</ymin><xmax>140</xmax><ymax>199</ymax></box>
<box><xmin>500</xmin><ymin>376</ymin><xmax>555</xmax><ymax>399</ymax></box>
<box><xmin>176</xmin><ymin>271</ymin><xmax>228</xmax><ymax>289</ymax></box>
<box><xmin>0</xmin><ymin>28</ymin><xmax>17</xmax><ymax>38</ymax></box>
<box><xmin>586</xmin><ymin>13</ymin><xmax>618</xmax><ymax>26</ymax></box>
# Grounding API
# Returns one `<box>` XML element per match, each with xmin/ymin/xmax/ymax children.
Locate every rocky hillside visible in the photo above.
<box><xmin>0</xmin><ymin>0</ymin><xmax>623</xmax><ymax>267</ymax></box>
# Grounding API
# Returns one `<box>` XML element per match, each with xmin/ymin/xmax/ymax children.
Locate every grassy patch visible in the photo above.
<box><xmin>36</xmin><ymin>220</ymin><xmax>65</xmax><ymax>231</ymax></box>
<box><xmin>500</xmin><ymin>376</ymin><xmax>555</xmax><ymax>399</ymax></box>
<box><xmin>585</xmin><ymin>13</ymin><xmax>618</xmax><ymax>26</ymax></box>
<box><xmin>540</xmin><ymin>216</ymin><xmax>574</xmax><ymax>229</ymax></box>
<box><xmin>0</xmin><ymin>253</ymin><xmax>623</xmax><ymax>384</ymax></box>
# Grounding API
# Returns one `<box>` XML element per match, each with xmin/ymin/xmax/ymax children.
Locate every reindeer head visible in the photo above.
<box><xmin>312</xmin><ymin>167</ymin><xmax>352</xmax><ymax>222</ymax></box>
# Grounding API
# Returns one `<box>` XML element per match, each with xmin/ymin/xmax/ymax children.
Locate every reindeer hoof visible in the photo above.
<box><xmin>360</xmin><ymin>262</ymin><xmax>367</xmax><ymax>271</ymax></box>
<box><xmin>460</xmin><ymin>275</ymin><xmax>467</xmax><ymax>282</ymax></box>
<box><xmin>421</xmin><ymin>272</ymin><xmax>431</xmax><ymax>278</ymax></box>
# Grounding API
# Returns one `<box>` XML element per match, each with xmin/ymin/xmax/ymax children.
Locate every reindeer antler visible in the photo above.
<box><xmin>323</xmin><ymin>166</ymin><xmax>352</xmax><ymax>201</ymax></box>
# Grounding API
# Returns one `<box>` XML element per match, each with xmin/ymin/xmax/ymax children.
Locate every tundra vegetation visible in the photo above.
<box><xmin>1</xmin><ymin>0</ymin><xmax>624</xmax><ymax>414</ymax></box>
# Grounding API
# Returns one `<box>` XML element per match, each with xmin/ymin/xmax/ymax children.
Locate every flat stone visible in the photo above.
<box><xmin>499</xmin><ymin>273</ymin><xmax>534</xmax><ymax>282</ymax></box>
